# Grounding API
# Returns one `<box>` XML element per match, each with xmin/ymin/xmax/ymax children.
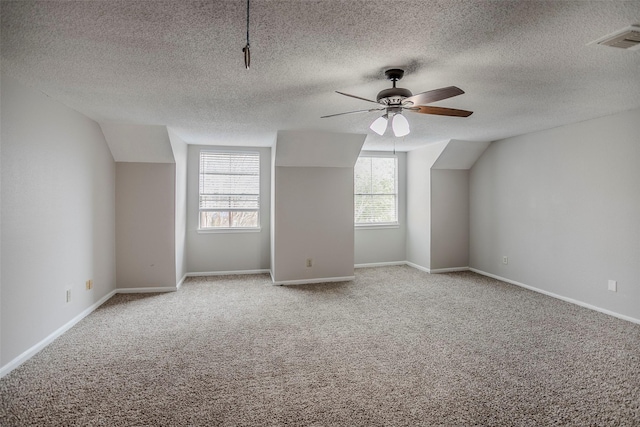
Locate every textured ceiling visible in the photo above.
<box><xmin>2</xmin><ymin>0</ymin><xmax>640</xmax><ymax>151</ymax></box>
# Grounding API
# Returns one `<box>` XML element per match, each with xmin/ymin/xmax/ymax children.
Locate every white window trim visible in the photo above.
<box><xmin>198</xmin><ymin>149</ymin><xmax>261</xmax><ymax>232</ymax></box>
<box><xmin>197</xmin><ymin>227</ymin><xmax>262</xmax><ymax>234</ymax></box>
<box><xmin>355</xmin><ymin>223</ymin><xmax>400</xmax><ymax>230</ymax></box>
<box><xmin>354</xmin><ymin>154</ymin><xmax>399</xmax><ymax>227</ymax></box>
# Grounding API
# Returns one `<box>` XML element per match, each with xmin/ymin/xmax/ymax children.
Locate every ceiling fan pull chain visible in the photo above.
<box><xmin>242</xmin><ymin>0</ymin><xmax>251</xmax><ymax>69</ymax></box>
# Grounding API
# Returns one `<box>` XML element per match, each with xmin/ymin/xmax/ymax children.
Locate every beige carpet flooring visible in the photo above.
<box><xmin>1</xmin><ymin>266</ymin><xmax>639</xmax><ymax>426</ymax></box>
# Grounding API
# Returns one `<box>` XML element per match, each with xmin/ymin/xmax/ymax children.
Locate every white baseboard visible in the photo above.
<box><xmin>116</xmin><ymin>286</ymin><xmax>177</xmax><ymax>293</ymax></box>
<box><xmin>176</xmin><ymin>274</ymin><xmax>187</xmax><ymax>290</ymax></box>
<box><xmin>0</xmin><ymin>289</ymin><xmax>117</xmax><ymax>379</ymax></box>
<box><xmin>430</xmin><ymin>266</ymin><xmax>470</xmax><ymax>273</ymax></box>
<box><xmin>0</xmin><ymin>282</ymin><xmax>183</xmax><ymax>378</ymax></box>
<box><xmin>0</xmin><ymin>265</ymin><xmax>366</xmax><ymax>378</ymax></box>
<box><xmin>404</xmin><ymin>262</ymin><xmax>470</xmax><ymax>274</ymax></box>
<box><xmin>405</xmin><ymin>261</ymin><xmax>431</xmax><ymax>273</ymax></box>
<box><xmin>185</xmin><ymin>269</ymin><xmax>270</xmax><ymax>277</ymax></box>
<box><xmin>272</xmin><ymin>276</ymin><xmax>355</xmax><ymax>286</ymax></box>
<box><xmin>18</xmin><ymin>263</ymin><xmax>632</xmax><ymax>380</ymax></box>
<box><xmin>355</xmin><ymin>261</ymin><xmax>406</xmax><ymax>269</ymax></box>
<box><xmin>470</xmin><ymin>268</ymin><xmax>640</xmax><ymax>325</ymax></box>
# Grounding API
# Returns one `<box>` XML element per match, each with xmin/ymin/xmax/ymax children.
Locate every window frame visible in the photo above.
<box><xmin>198</xmin><ymin>149</ymin><xmax>261</xmax><ymax>232</ymax></box>
<box><xmin>354</xmin><ymin>154</ymin><xmax>399</xmax><ymax>228</ymax></box>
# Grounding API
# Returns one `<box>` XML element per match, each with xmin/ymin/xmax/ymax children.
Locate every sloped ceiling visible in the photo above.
<box><xmin>432</xmin><ymin>139</ymin><xmax>491</xmax><ymax>170</ymax></box>
<box><xmin>2</xmin><ymin>1</ymin><xmax>639</xmax><ymax>152</ymax></box>
<box><xmin>100</xmin><ymin>123</ymin><xmax>175</xmax><ymax>163</ymax></box>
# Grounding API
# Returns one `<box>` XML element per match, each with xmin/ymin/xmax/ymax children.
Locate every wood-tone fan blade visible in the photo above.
<box><xmin>408</xmin><ymin>105</ymin><xmax>473</xmax><ymax>117</ymax></box>
<box><xmin>402</xmin><ymin>86</ymin><xmax>465</xmax><ymax>106</ymax></box>
<box><xmin>320</xmin><ymin>108</ymin><xmax>383</xmax><ymax>118</ymax></box>
<box><xmin>335</xmin><ymin>91</ymin><xmax>380</xmax><ymax>105</ymax></box>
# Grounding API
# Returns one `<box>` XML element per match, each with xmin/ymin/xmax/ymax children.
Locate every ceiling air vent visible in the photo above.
<box><xmin>589</xmin><ymin>26</ymin><xmax>640</xmax><ymax>51</ymax></box>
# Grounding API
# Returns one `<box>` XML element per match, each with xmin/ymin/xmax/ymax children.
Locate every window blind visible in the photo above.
<box><xmin>199</xmin><ymin>151</ymin><xmax>260</xmax><ymax>212</ymax></box>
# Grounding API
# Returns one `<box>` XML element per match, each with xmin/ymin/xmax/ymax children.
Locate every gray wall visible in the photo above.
<box><xmin>272</xmin><ymin>167</ymin><xmax>355</xmax><ymax>283</ymax></box>
<box><xmin>431</xmin><ymin>169</ymin><xmax>469</xmax><ymax>270</ymax></box>
<box><xmin>270</xmin><ymin>130</ymin><xmax>364</xmax><ymax>283</ymax></box>
<box><xmin>470</xmin><ymin>108</ymin><xmax>640</xmax><ymax>321</ymax></box>
<box><xmin>405</xmin><ymin>141</ymin><xmax>448</xmax><ymax>270</ymax></box>
<box><xmin>115</xmin><ymin>162</ymin><xmax>176</xmax><ymax>289</ymax></box>
<box><xmin>354</xmin><ymin>152</ymin><xmax>407</xmax><ymax>265</ymax></box>
<box><xmin>1</xmin><ymin>74</ymin><xmax>116</xmax><ymax>366</ymax></box>
<box><xmin>186</xmin><ymin>145</ymin><xmax>271</xmax><ymax>273</ymax></box>
<box><xmin>168</xmin><ymin>130</ymin><xmax>188</xmax><ymax>285</ymax></box>
<box><xmin>101</xmin><ymin>124</ymin><xmax>185</xmax><ymax>287</ymax></box>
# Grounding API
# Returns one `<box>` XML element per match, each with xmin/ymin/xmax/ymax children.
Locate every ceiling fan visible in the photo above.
<box><xmin>321</xmin><ymin>68</ymin><xmax>473</xmax><ymax>137</ymax></box>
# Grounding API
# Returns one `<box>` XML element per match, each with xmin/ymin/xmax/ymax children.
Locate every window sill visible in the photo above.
<box><xmin>355</xmin><ymin>223</ymin><xmax>400</xmax><ymax>230</ymax></box>
<box><xmin>198</xmin><ymin>227</ymin><xmax>262</xmax><ymax>234</ymax></box>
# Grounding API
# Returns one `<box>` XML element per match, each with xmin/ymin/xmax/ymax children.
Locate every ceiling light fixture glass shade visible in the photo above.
<box><xmin>392</xmin><ymin>113</ymin><xmax>410</xmax><ymax>137</ymax></box>
<box><xmin>370</xmin><ymin>114</ymin><xmax>388</xmax><ymax>135</ymax></box>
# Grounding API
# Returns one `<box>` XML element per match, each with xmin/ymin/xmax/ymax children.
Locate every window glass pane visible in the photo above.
<box><xmin>200</xmin><ymin>211</ymin><xmax>229</xmax><ymax>228</ymax></box>
<box><xmin>371</xmin><ymin>157</ymin><xmax>396</xmax><ymax>194</ymax></box>
<box><xmin>230</xmin><ymin>211</ymin><xmax>259</xmax><ymax>228</ymax></box>
<box><xmin>199</xmin><ymin>150</ymin><xmax>260</xmax><ymax>229</ymax></box>
<box><xmin>354</xmin><ymin>157</ymin><xmax>372</xmax><ymax>194</ymax></box>
<box><xmin>354</xmin><ymin>156</ymin><xmax>397</xmax><ymax>225</ymax></box>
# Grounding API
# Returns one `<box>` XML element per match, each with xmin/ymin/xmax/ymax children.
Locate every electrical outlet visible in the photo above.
<box><xmin>306</xmin><ymin>258</ymin><xmax>313</xmax><ymax>268</ymax></box>
<box><xmin>66</xmin><ymin>289</ymin><xmax>71</xmax><ymax>303</ymax></box>
<box><xmin>502</xmin><ymin>256</ymin><xmax>508</xmax><ymax>265</ymax></box>
<box><xmin>85</xmin><ymin>280</ymin><xmax>92</xmax><ymax>290</ymax></box>
<box><xmin>608</xmin><ymin>280</ymin><xmax>617</xmax><ymax>292</ymax></box>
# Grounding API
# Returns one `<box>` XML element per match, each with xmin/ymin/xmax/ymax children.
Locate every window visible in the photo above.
<box><xmin>354</xmin><ymin>155</ymin><xmax>398</xmax><ymax>225</ymax></box>
<box><xmin>199</xmin><ymin>150</ymin><xmax>260</xmax><ymax>229</ymax></box>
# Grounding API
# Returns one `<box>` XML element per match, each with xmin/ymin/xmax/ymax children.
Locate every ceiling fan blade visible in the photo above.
<box><xmin>407</xmin><ymin>105</ymin><xmax>473</xmax><ymax>117</ymax></box>
<box><xmin>320</xmin><ymin>108</ymin><xmax>383</xmax><ymax>118</ymax></box>
<box><xmin>335</xmin><ymin>91</ymin><xmax>380</xmax><ymax>105</ymax></box>
<box><xmin>403</xmin><ymin>86</ymin><xmax>465</xmax><ymax>106</ymax></box>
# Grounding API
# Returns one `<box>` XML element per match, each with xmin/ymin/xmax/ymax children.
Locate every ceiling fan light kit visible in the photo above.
<box><xmin>370</xmin><ymin>114</ymin><xmax>389</xmax><ymax>135</ymax></box>
<box><xmin>392</xmin><ymin>113</ymin><xmax>410</xmax><ymax>137</ymax></box>
<box><xmin>322</xmin><ymin>68</ymin><xmax>473</xmax><ymax>137</ymax></box>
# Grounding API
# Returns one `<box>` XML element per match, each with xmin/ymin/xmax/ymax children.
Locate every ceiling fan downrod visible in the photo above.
<box><xmin>385</xmin><ymin>68</ymin><xmax>404</xmax><ymax>88</ymax></box>
<box><xmin>376</xmin><ymin>69</ymin><xmax>412</xmax><ymax>105</ymax></box>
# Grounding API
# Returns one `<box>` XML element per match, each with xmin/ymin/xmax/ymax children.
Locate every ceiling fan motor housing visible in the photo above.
<box><xmin>376</xmin><ymin>87</ymin><xmax>413</xmax><ymax>105</ymax></box>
